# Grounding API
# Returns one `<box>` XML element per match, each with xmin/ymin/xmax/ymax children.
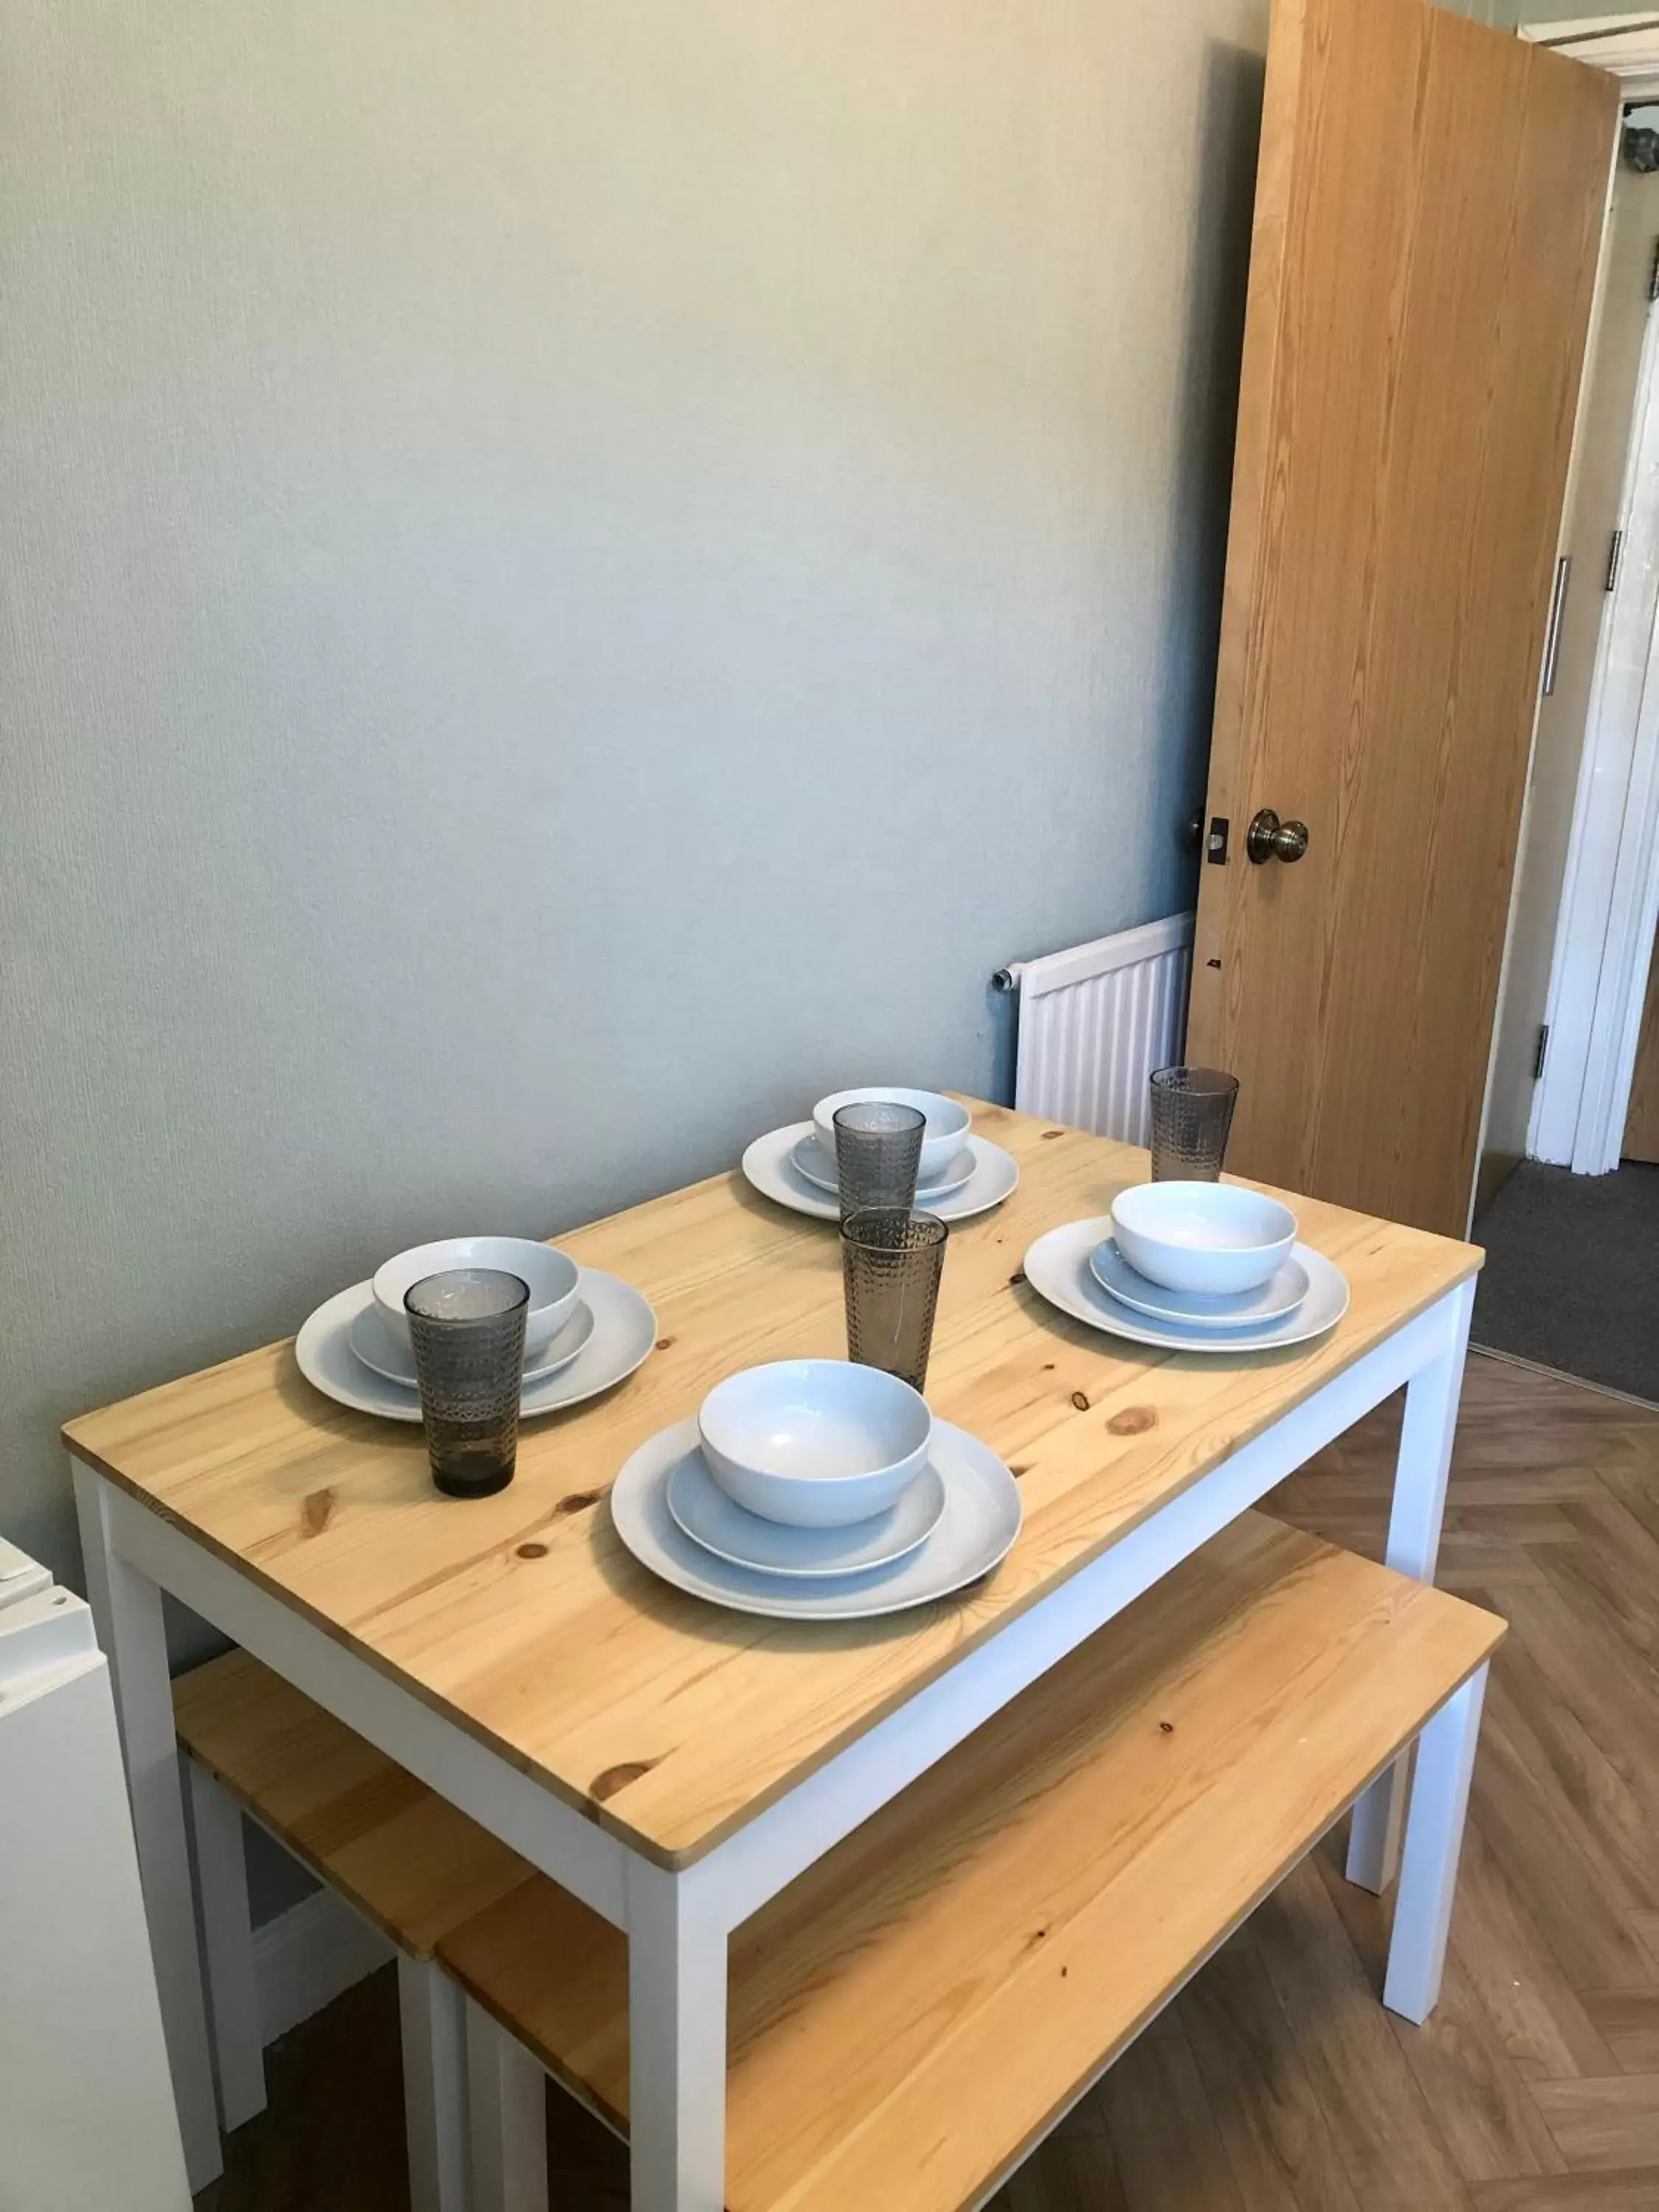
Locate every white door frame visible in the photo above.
<box><xmin>1523</xmin><ymin>17</ymin><xmax>1659</xmax><ymax>99</ymax></box>
<box><xmin>1523</xmin><ymin>18</ymin><xmax>1659</xmax><ymax>1172</ymax></box>
<box><xmin>1534</xmin><ymin>304</ymin><xmax>1659</xmax><ymax>1172</ymax></box>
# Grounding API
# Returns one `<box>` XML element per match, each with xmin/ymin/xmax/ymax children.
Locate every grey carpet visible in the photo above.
<box><xmin>1472</xmin><ymin>1158</ymin><xmax>1659</xmax><ymax>1405</ymax></box>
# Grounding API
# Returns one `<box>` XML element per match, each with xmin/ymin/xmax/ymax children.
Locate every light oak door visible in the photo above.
<box><xmin>1186</xmin><ymin>0</ymin><xmax>1617</xmax><ymax>1237</ymax></box>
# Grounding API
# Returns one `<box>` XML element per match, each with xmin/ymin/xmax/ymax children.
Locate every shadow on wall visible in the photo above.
<box><xmin>1158</xmin><ymin>37</ymin><xmax>1266</xmax><ymax>894</ymax></box>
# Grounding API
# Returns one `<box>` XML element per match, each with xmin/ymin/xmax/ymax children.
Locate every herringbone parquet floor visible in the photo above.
<box><xmin>196</xmin><ymin>1354</ymin><xmax>1659</xmax><ymax>2211</ymax></box>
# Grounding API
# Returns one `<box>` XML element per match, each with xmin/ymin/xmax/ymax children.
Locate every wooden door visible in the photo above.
<box><xmin>1625</xmin><ymin>923</ymin><xmax>1659</xmax><ymax>1162</ymax></box>
<box><xmin>1186</xmin><ymin>0</ymin><xmax>1617</xmax><ymax>1237</ymax></box>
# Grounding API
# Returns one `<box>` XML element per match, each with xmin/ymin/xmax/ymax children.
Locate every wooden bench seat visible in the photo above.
<box><xmin>175</xmin><ymin>1649</ymin><xmax>528</xmax><ymax>1961</ymax></box>
<box><xmin>175</xmin><ymin>1512</ymin><xmax>1501</xmax><ymax>2212</ymax></box>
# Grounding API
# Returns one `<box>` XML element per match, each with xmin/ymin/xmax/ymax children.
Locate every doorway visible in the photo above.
<box><xmin>1477</xmin><ymin>44</ymin><xmax>1659</xmax><ymax>1404</ymax></box>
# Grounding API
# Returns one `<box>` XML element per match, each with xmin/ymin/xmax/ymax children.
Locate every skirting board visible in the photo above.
<box><xmin>254</xmin><ymin>1888</ymin><xmax>393</xmax><ymax>2046</ymax></box>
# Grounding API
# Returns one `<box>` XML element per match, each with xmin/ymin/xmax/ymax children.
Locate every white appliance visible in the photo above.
<box><xmin>0</xmin><ymin>1535</ymin><xmax>191</xmax><ymax>2212</ymax></box>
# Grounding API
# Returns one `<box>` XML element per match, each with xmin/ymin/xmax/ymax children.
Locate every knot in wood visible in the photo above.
<box><xmin>590</xmin><ymin>1758</ymin><xmax>661</xmax><ymax>1804</ymax></box>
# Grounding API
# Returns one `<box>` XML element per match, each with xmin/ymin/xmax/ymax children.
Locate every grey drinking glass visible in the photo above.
<box><xmin>1149</xmin><ymin>1065</ymin><xmax>1240</xmax><ymax>1182</ymax></box>
<box><xmin>404</xmin><ymin>1268</ymin><xmax>529</xmax><ymax>1498</ymax></box>
<box><xmin>841</xmin><ymin>1208</ymin><xmax>948</xmax><ymax>1391</ymax></box>
<box><xmin>832</xmin><ymin>1101</ymin><xmax>925</xmax><ymax>1220</ymax></box>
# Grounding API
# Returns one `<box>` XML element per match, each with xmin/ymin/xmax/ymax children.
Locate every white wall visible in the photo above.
<box><xmin>1</xmin><ymin>0</ymin><xmax>1270</xmax><ymax>1591</ymax></box>
<box><xmin>1501</xmin><ymin>1</ymin><xmax>1632</xmax><ymax>23</ymax></box>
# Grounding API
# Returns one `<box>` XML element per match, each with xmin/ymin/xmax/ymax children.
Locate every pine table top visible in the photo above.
<box><xmin>66</xmin><ymin>1099</ymin><xmax>1481</xmax><ymax>1865</ymax></box>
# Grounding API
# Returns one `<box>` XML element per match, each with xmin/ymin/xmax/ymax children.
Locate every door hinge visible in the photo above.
<box><xmin>1649</xmin><ymin>235</ymin><xmax>1659</xmax><ymax>302</ymax></box>
<box><xmin>1533</xmin><ymin>1023</ymin><xmax>1551</xmax><ymax>1082</ymax></box>
<box><xmin>1607</xmin><ymin>528</ymin><xmax>1626</xmax><ymax>594</ymax></box>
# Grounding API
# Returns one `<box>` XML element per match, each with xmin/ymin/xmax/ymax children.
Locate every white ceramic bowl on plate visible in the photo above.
<box><xmin>1109</xmin><ymin>1182</ymin><xmax>1298</xmax><ymax>1296</ymax></box>
<box><xmin>811</xmin><ymin>1088</ymin><xmax>972</xmax><ymax>1187</ymax></box>
<box><xmin>372</xmin><ymin>1237</ymin><xmax>580</xmax><ymax>1358</ymax></box>
<box><xmin>697</xmin><ymin>1359</ymin><xmax>933</xmax><ymax>1528</ymax></box>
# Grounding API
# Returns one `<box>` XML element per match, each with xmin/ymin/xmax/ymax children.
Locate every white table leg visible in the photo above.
<box><xmin>626</xmin><ymin>1857</ymin><xmax>728</xmax><ymax>2212</ymax></box>
<box><xmin>466</xmin><ymin>1997</ymin><xmax>549</xmax><ymax>2212</ymax></box>
<box><xmin>400</xmin><ymin>1955</ymin><xmax>471</xmax><ymax>2212</ymax></box>
<box><xmin>1383</xmin><ymin>1664</ymin><xmax>1488</xmax><ymax>2023</ymax></box>
<box><xmin>72</xmin><ymin>1461</ymin><xmax>223</xmax><ymax>2191</ymax></box>
<box><xmin>1346</xmin><ymin>1278</ymin><xmax>1475</xmax><ymax>1892</ymax></box>
<box><xmin>185</xmin><ymin>1759</ymin><xmax>268</xmax><ymax>2131</ymax></box>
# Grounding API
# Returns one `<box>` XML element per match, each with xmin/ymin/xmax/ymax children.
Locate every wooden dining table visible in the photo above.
<box><xmin>65</xmin><ymin>1099</ymin><xmax>1484</xmax><ymax>2208</ymax></box>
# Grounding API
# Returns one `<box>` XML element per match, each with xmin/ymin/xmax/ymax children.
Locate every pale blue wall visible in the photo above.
<box><xmin>1</xmin><ymin>0</ymin><xmax>1270</xmax><ymax>1596</ymax></box>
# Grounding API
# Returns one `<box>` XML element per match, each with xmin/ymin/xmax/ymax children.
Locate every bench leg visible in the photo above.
<box><xmin>1383</xmin><ymin>1663</ymin><xmax>1488</xmax><ymax>2024</ymax></box>
<box><xmin>399</xmin><ymin>1955</ymin><xmax>470</xmax><ymax>2212</ymax></box>
<box><xmin>626</xmin><ymin>1856</ymin><xmax>727</xmax><ymax>2212</ymax></box>
<box><xmin>465</xmin><ymin>1998</ymin><xmax>549</xmax><ymax>2212</ymax></box>
<box><xmin>72</xmin><ymin>1461</ymin><xmax>223</xmax><ymax>2191</ymax></box>
<box><xmin>185</xmin><ymin>1761</ymin><xmax>268</xmax><ymax>2132</ymax></box>
<box><xmin>1346</xmin><ymin>1279</ymin><xmax>1474</xmax><ymax>1893</ymax></box>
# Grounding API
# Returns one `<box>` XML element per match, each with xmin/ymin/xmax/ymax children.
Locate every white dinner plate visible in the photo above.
<box><xmin>1024</xmin><ymin>1218</ymin><xmax>1349</xmax><ymax>1354</ymax></box>
<box><xmin>349</xmin><ymin>1295</ymin><xmax>596</xmax><ymax>1387</ymax></box>
<box><xmin>296</xmin><ymin>1269</ymin><xmax>656</xmax><ymax>1421</ymax></box>
<box><xmin>1087</xmin><ymin>1239</ymin><xmax>1310</xmax><ymax>1329</ymax></box>
<box><xmin>742</xmin><ymin>1123</ymin><xmax>1018</xmax><ymax>1225</ymax></box>
<box><xmin>611</xmin><ymin>1417</ymin><xmax>1021</xmax><ymax>1620</ymax></box>
<box><xmin>789</xmin><ymin>1133</ymin><xmax>977</xmax><ymax>1202</ymax></box>
<box><xmin>666</xmin><ymin>1450</ymin><xmax>947</xmax><ymax>1579</ymax></box>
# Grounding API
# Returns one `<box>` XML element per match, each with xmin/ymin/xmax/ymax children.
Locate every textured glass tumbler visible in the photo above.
<box><xmin>832</xmin><ymin>1102</ymin><xmax>925</xmax><ymax>1220</ymax></box>
<box><xmin>404</xmin><ymin>1268</ymin><xmax>529</xmax><ymax>1498</ymax></box>
<box><xmin>1149</xmin><ymin>1065</ymin><xmax>1240</xmax><ymax>1182</ymax></box>
<box><xmin>841</xmin><ymin>1208</ymin><xmax>948</xmax><ymax>1391</ymax></box>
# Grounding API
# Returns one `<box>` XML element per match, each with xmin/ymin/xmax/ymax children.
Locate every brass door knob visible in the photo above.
<box><xmin>1246</xmin><ymin>809</ymin><xmax>1310</xmax><ymax>864</ymax></box>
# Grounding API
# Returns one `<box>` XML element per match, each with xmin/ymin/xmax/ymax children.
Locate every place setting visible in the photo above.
<box><xmin>294</xmin><ymin>1232</ymin><xmax>657</xmax><ymax>1455</ymax></box>
<box><xmin>742</xmin><ymin>1085</ymin><xmax>1018</xmax><ymax>1222</ymax></box>
<box><xmin>612</xmin><ymin>1160</ymin><xmax>1022</xmax><ymax>1619</ymax></box>
<box><xmin>1023</xmin><ymin>1065</ymin><xmax>1350</xmax><ymax>1354</ymax></box>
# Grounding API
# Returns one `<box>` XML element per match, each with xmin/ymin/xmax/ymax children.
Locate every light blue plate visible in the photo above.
<box><xmin>667</xmin><ymin>1449</ymin><xmax>945</xmax><ymax>1579</ymax></box>
<box><xmin>611</xmin><ymin>1418</ymin><xmax>1022</xmax><ymax>1620</ymax></box>
<box><xmin>789</xmin><ymin>1133</ymin><xmax>976</xmax><ymax>1201</ymax></box>
<box><xmin>1023</xmin><ymin>1219</ymin><xmax>1349</xmax><ymax>1355</ymax></box>
<box><xmin>1088</xmin><ymin>1238</ymin><xmax>1309</xmax><ymax>1329</ymax></box>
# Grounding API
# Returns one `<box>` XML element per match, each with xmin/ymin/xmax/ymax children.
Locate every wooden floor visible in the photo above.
<box><xmin>195</xmin><ymin>1355</ymin><xmax>1659</xmax><ymax>2212</ymax></box>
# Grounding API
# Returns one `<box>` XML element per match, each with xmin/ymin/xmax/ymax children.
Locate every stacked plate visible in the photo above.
<box><xmin>1023</xmin><ymin>1182</ymin><xmax>1349</xmax><ymax>1353</ymax></box>
<box><xmin>742</xmin><ymin>1086</ymin><xmax>1019</xmax><ymax>1223</ymax></box>
<box><xmin>295</xmin><ymin>1234</ymin><xmax>657</xmax><ymax>1421</ymax></box>
<box><xmin>610</xmin><ymin>1359</ymin><xmax>1022</xmax><ymax>1620</ymax></box>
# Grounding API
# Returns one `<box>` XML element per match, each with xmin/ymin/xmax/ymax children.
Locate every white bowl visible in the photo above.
<box><xmin>811</xmin><ymin>1088</ymin><xmax>973</xmax><ymax>1186</ymax></box>
<box><xmin>697</xmin><ymin>1360</ymin><xmax>933</xmax><ymax>1528</ymax></box>
<box><xmin>1110</xmin><ymin>1182</ymin><xmax>1298</xmax><ymax>1296</ymax></box>
<box><xmin>372</xmin><ymin>1237</ymin><xmax>580</xmax><ymax>1358</ymax></box>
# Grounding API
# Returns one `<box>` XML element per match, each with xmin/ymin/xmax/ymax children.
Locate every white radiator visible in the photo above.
<box><xmin>1000</xmin><ymin>912</ymin><xmax>1194</xmax><ymax>1144</ymax></box>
